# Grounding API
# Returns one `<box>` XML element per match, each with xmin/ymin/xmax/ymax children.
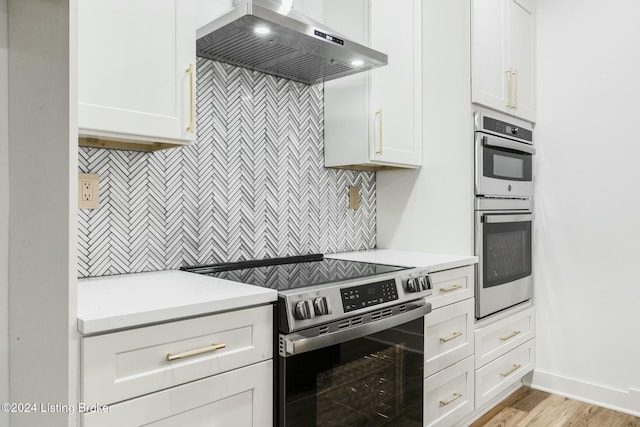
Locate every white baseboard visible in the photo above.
<box><xmin>528</xmin><ymin>370</ymin><xmax>640</xmax><ymax>417</ymax></box>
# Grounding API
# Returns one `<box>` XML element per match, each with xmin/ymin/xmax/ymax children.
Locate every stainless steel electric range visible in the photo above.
<box><xmin>183</xmin><ymin>254</ymin><xmax>433</xmax><ymax>426</ymax></box>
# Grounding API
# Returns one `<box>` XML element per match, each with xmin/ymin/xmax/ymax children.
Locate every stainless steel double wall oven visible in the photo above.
<box><xmin>474</xmin><ymin>110</ymin><xmax>535</xmax><ymax>319</ymax></box>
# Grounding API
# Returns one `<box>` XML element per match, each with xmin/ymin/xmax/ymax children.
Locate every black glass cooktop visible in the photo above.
<box><xmin>181</xmin><ymin>254</ymin><xmax>408</xmax><ymax>292</ymax></box>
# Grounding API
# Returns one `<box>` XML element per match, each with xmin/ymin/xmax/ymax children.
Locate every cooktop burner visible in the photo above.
<box><xmin>181</xmin><ymin>254</ymin><xmax>408</xmax><ymax>292</ymax></box>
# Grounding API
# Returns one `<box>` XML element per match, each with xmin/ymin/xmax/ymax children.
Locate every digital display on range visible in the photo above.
<box><xmin>314</xmin><ymin>30</ymin><xmax>344</xmax><ymax>45</ymax></box>
<box><xmin>341</xmin><ymin>279</ymin><xmax>398</xmax><ymax>312</ymax></box>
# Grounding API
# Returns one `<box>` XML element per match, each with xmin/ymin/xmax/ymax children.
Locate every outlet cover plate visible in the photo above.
<box><xmin>349</xmin><ymin>186</ymin><xmax>360</xmax><ymax>210</ymax></box>
<box><xmin>78</xmin><ymin>173</ymin><xmax>99</xmax><ymax>209</ymax></box>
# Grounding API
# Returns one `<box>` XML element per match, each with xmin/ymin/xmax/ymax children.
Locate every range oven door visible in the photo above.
<box><xmin>475</xmin><ymin>133</ymin><xmax>535</xmax><ymax>198</ymax></box>
<box><xmin>475</xmin><ymin>210</ymin><xmax>533</xmax><ymax>319</ymax></box>
<box><xmin>278</xmin><ymin>301</ymin><xmax>429</xmax><ymax>427</ymax></box>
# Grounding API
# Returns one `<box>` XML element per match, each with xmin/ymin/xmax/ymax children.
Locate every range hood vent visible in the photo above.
<box><xmin>196</xmin><ymin>0</ymin><xmax>388</xmax><ymax>85</ymax></box>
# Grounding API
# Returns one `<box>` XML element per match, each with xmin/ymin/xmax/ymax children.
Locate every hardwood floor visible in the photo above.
<box><xmin>471</xmin><ymin>387</ymin><xmax>640</xmax><ymax>427</ymax></box>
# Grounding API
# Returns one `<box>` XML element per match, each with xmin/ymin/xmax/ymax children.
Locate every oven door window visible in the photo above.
<box><xmin>483</xmin><ymin>146</ymin><xmax>532</xmax><ymax>181</ymax></box>
<box><xmin>483</xmin><ymin>219</ymin><xmax>532</xmax><ymax>288</ymax></box>
<box><xmin>280</xmin><ymin>318</ymin><xmax>424</xmax><ymax>427</ymax></box>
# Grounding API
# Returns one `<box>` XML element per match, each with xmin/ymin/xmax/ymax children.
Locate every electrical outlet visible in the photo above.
<box><xmin>349</xmin><ymin>186</ymin><xmax>360</xmax><ymax>210</ymax></box>
<box><xmin>79</xmin><ymin>173</ymin><xmax>99</xmax><ymax>209</ymax></box>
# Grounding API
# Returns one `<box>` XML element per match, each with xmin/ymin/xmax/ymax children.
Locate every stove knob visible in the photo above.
<box><xmin>294</xmin><ymin>300</ymin><xmax>315</xmax><ymax>320</ymax></box>
<box><xmin>313</xmin><ymin>297</ymin><xmax>331</xmax><ymax>316</ymax></box>
<box><xmin>418</xmin><ymin>276</ymin><xmax>428</xmax><ymax>291</ymax></box>
<box><xmin>406</xmin><ymin>278</ymin><xmax>419</xmax><ymax>293</ymax></box>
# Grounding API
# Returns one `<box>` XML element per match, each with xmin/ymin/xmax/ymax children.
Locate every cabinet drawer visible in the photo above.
<box><xmin>426</xmin><ymin>266</ymin><xmax>474</xmax><ymax>309</ymax></box>
<box><xmin>81</xmin><ymin>305</ymin><xmax>273</xmax><ymax>404</ymax></box>
<box><xmin>475</xmin><ymin>306</ymin><xmax>534</xmax><ymax>368</ymax></box>
<box><xmin>83</xmin><ymin>360</ymin><xmax>272</xmax><ymax>427</ymax></box>
<box><xmin>424</xmin><ymin>356</ymin><xmax>474</xmax><ymax>427</ymax></box>
<box><xmin>424</xmin><ymin>299</ymin><xmax>474</xmax><ymax>377</ymax></box>
<box><xmin>475</xmin><ymin>339</ymin><xmax>535</xmax><ymax>408</ymax></box>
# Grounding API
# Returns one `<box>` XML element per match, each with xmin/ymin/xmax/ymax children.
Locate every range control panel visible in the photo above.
<box><xmin>341</xmin><ymin>279</ymin><xmax>398</xmax><ymax>313</ymax></box>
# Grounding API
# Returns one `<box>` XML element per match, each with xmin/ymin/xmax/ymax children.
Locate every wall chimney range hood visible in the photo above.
<box><xmin>196</xmin><ymin>0</ymin><xmax>388</xmax><ymax>85</ymax></box>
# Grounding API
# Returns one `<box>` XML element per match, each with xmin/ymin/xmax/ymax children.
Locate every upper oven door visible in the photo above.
<box><xmin>475</xmin><ymin>210</ymin><xmax>533</xmax><ymax>318</ymax></box>
<box><xmin>475</xmin><ymin>133</ymin><xmax>535</xmax><ymax>198</ymax></box>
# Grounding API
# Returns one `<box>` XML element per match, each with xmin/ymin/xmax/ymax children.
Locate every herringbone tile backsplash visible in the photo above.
<box><xmin>78</xmin><ymin>59</ymin><xmax>376</xmax><ymax>278</ymax></box>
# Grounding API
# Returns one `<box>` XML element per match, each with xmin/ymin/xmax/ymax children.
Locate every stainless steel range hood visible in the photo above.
<box><xmin>196</xmin><ymin>0</ymin><xmax>388</xmax><ymax>85</ymax></box>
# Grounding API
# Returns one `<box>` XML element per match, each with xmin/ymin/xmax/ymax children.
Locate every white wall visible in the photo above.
<box><xmin>0</xmin><ymin>0</ymin><xmax>9</xmax><ymax>425</ymax></box>
<box><xmin>531</xmin><ymin>0</ymin><xmax>640</xmax><ymax>415</ymax></box>
<box><xmin>377</xmin><ymin>0</ymin><xmax>473</xmax><ymax>255</ymax></box>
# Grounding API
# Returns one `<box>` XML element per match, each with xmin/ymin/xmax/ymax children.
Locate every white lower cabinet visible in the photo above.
<box><xmin>82</xmin><ymin>360</ymin><xmax>272</xmax><ymax>427</ymax></box>
<box><xmin>80</xmin><ymin>305</ymin><xmax>273</xmax><ymax>427</ymax></box>
<box><xmin>475</xmin><ymin>339</ymin><xmax>534</xmax><ymax>408</ymax></box>
<box><xmin>475</xmin><ymin>306</ymin><xmax>534</xmax><ymax>368</ymax></box>
<box><xmin>422</xmin><ymin>266</ymin><xmax>476</xmax><ymax>425</ymax></box>
<box><xmin>424</xmin><ymin>298</ymin><xmax>474</xmax><ymax>377</ymax></box>
<box><xmin>427</xmin><ymin>265</ymin><xmax>475</xmax><ymax>310</ymax></box>
<box><xmin>424</xmin><ymin>356</ymin><xmax>475</xmax><ymax>427</ymax></box>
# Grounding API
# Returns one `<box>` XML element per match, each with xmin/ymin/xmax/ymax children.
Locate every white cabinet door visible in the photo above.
<box><xmin>324</xmin><ymin>0</ymin><xmax>421</xmax><ymax>170</ymax></box>
<box><xmin>471</xmin><ymin>0</ymin><xmax>536</xmax><ymax>122</ymax></box>
<box><xmin>424</xmin><ymin>299</ymin><xmax>475</xmax><ymax>377</ymax></box>
<box><xmin>82</xmin><ymin>360</ymin><xmax>272</xmax><ymax>427</ymax></box>
<box><xmin>78</xmin><ymin>0</ymin><xmax>196</xmax><ymax>146</ymax></box>
<box><xmin>81</xmin><ymin>306</ymin><xmax>273</xmax><ymax>405</ymax></box>
<box><xmin>471</xmin><ymin>0</ymin><xmax>510</xmax><ymax>115</ymax></box>
<box><xmin>475</xmin><ymin>340</ymin><xmax>534</xmax><ymax>408</ymax></box>
<box><xmin>424</xmin><ymin>356</ymin><xmax>475</xmax><ymax>427</ymax></box>
<box><xmin>508</xmin><ymin>0</ymin><xmax>535</xmax><ymax>122</ymax></box>
<box><xmin>369</xmin><ymin>0</ymin><xmax>422</xmax><ymax>167</ymax></box>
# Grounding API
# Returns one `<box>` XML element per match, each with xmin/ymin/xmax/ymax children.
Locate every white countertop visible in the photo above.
<box><xmin>77</xmin><ymin>270</ymin><xmax>277</xmax><ymax>335</ymax></box>
<box><xmin>326</xmin><ymin>249</ymin><xmax>477</xmax><ymax>272</ymax></box>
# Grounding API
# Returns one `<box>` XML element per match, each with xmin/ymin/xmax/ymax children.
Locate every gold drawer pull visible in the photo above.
<box><xmin>505</xmin><ymin>68</ymin><xmax>513</xmax><ymax>108</ymax></box>
<box><xmin>499</xmin><ymin>330</ymin><xmax>522</xmax><ymax>342</ymax></box>
<box><xmin>440</xmin><ymin>284</ymin><xmax>462</xmax><ymax>293</ymax></box>
<box><xmin>440</xmin><ymin>331</ymin><xmax>463</xmax><ymax>343</ymax></box>
<box><xmin>500</xmin><ymin>363</ymin><xmax>522</xmax><ymax>378</ymax></box>
<box><xmin>186</xmin><ymin>64</ymin><xmax>195</xmax><ymax>133</ymax></box>
<box><xmin>439</xmin><ymin>392</ymin><xmax>462</xmax><ymax>406</ymax></box>
<box><xmin>167</xmin><ymin>343</ymin><xmax>226</xmax><ymax>362</ymax></box>
<box><xmin>375</xmin><ymin>108</ymin><xmax>383</xmax><ymax>155</ymax></box>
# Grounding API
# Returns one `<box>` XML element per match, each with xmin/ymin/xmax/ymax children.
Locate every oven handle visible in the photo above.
<box><xmin>484</xmin><ymin>214</ymin><xmax>534</xmax><ymax>224</ymax></box>
<box><xmin>280</xmin><ymin>300</ymin><xmax>431</xmax><ymax>357</ymax></box>
<box><xmin>482</xmin><ymin>135</ymin><xmax>536</xmax><ymax>155</ymax></box>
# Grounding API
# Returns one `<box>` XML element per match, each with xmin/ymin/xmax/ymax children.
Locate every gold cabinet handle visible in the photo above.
<box><xmin>500</xmin><ymin>363</ymin><xmax>522</xmax><ymax>378</ymax></box>
<box><xmin>167</xmin><ymin>343</ymin><xmax>225</xmax><ymax>362</ymax></box>
<box><xmin>439</xmin><ymin>393</ymin><xmax>462</xmax><ymax>406</ymax></box>
<box><xmin>513</xmin><ymin>69</ymin><xmax>518</xmax><ymax>110</ymax></box>
<box><xmin>186</xmin><ymin>64</ymin><xmax>195</xmax><ymax>132</ymax></box>
<box><xmin>439</xmin><ymin>284</ymin><xmax>462</xmax><ymax>293</ymax></box>
<box><xmin>505</xmin><ymin>68</ymin><xmax>513</xmax><ymax>108</ymax></box>
<box><xmin>440</xmin><ymin>331</ymin><xmax>463</xmax><ymax>343</ymax></box>
<box><xmin>499</xmin><ymin>330</ymin><xmax>522</xmax><ymax>342</ymax></box>
<box><xmin>375</xmin><ymin>108</ymin><xmax>383</xmax><ymax>155</ymax></box>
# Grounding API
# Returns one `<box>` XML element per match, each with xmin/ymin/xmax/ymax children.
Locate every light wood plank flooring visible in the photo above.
<box><xmin>471</xmin><ymin>387</ymin><xmax>640</xmax><ymax>427</ymax></box>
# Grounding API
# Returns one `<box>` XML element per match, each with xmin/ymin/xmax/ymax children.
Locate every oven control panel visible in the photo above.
<box><xmin>340</xmin><ymin>279</ymin><xmax>398</xmax><ymax>313</ymax></box>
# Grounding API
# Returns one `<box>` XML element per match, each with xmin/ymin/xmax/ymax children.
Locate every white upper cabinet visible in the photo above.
<box><xmin>78</xmin><ymin>0</ymin><xmax>197</xmax><ymax>150</ymax></box>
<box><xmin>320</xmin><ymin>0</ymin><xmax>422</xmax><ymax>170</ymax></box>
<box><xmin>472</xmin><ymin>0</ymin><xmax>536</xmax><ymax>122</ymax></box>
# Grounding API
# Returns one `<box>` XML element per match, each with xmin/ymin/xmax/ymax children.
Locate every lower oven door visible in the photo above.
<box><xmin>279</xmin><ymin>301</ymin><xmax>429</xmax><ymax>426</ymax></box>
<box><xmin>476</xmin><ymin>210</ymin><xmax>533</xmax><ymax>319</ymax></box>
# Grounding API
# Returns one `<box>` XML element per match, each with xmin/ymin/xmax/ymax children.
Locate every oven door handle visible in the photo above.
<box><xmin>484</xmin><ymin>214</ymin><xmax>534</xmax><ymax>223</ymax></box>
<box><xmin>482</xmin><ymin>135</ymin><xmax>536</xmax><ymax>155</ymax></box>
<box><xmin>280</xmin><ymin>301</ymin><xmax>431</xmax><ymax>357</ymax></box>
